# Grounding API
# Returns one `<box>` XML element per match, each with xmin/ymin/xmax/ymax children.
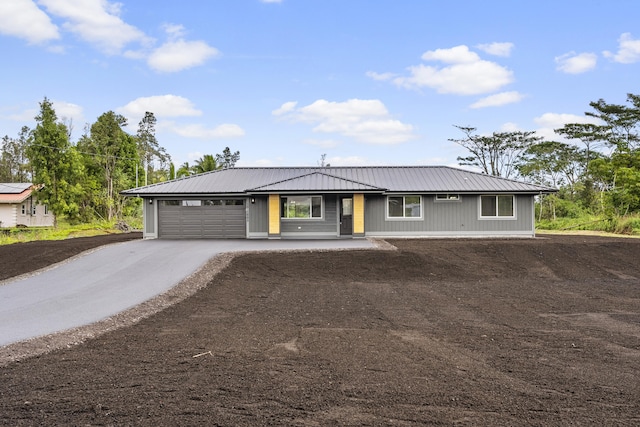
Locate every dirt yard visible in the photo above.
<box><xmin>1</xmin><ymin>234</ymin><xmax>639</xmax><ymax>426</ymax></box>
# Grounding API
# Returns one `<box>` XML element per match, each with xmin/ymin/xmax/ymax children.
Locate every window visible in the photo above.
<box><xmin>387</xmin><ymin>195</ymin><xmax>422</xmax><ymax>219</ymax></box>
<box><xmin>44</xmin><ymin>205</ymin><xmax>49</xmax><ymax>215</ymax></box>
<box><xmin>435</xmin><ymin>194</ymin><xmax>460</xmax><ymax>201</ymax></box>
<box><xmin>480</xmin><ymin>195</ymin><xmax>515</xmax><ymax>218</ymax></box>
<box><xmin>21</xmin><ymin>204</ymin><xmax>26</xmax><ymax>215</ymax></box>
<box><xmin>182</xmin><ymin>200</ymin><xmax>202</xmax><ymax>207</ymax></box>
<box><xmin>162</xmin><ymin>200</ymin><xmax>180</xmax><ymax>206</ymax></box>
<box><xmin>281</xmin><ymin>196</ymin><xmax>322</xmax><ymax>219</ymax></box>
<box><xmin>203</xmin><ymin>199</ymin><xmax>244</xmax><ymax>206</ymax></box>
<box><xmin>32</xmin><ymin>204</ymin><xmax>37</xmax><ymax>215</ymax></box>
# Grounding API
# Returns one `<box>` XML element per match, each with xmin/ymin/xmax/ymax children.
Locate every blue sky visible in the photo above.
<box><xmin>1</xmin><ymin>0</ymin><xmax>639</xmax><ymax>168</ymax></box>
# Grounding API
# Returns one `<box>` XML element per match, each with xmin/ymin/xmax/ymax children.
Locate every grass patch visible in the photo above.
<box><xmin>0</xmin><ymin>218</ymin><xmax>140</xmax><ymax>246</ymax></box>
<box><xmin>536</xmin><ymin>213</ymin><xmax>640</xmax><ymax>236</ymax></box>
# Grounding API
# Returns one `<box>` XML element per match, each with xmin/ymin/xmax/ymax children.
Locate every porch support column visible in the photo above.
<box><xmin>353</xmin><ymin>193</ymin><xmax>365</xmax><ymax>238</ymax></box>
<box><xmin>268</xmin><ymin>194</ymin><xmax>281</xmax><ymax>239</ymax></box>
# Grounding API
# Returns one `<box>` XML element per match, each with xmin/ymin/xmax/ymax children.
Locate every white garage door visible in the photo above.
<box><xmin>158</xmin><ymin>199</ymin><xmax>246</xmax><ymax>239</ymax></box>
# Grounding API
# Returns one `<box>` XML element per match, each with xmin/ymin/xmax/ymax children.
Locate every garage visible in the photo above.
<box><xmin>158</xmin><ymin>199</ymin><xmax>246</xmax><ymax>239</ymax></box>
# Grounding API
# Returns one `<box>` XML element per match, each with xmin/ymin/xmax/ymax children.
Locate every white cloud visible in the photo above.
<box><xmin>1</xmin><ymin>2</ymin><xmax>219</xmax><ymax>73</ymax></box>
<box><xmin>52</xmin><ymin>100</ymin><xmax>84</xmax><ymax>123</ymax></box>
<box><xmin>534</xmin><ymin>112</ymin><xmax>602</xmax><ymax>141</ymax></box>
<box><xmin>168</xmin><ymin>123</ymin><xmax>245</xmax><ymax>139</ymax></box>
<box><xmin>117</xmin><ymin>95</ymin><xmax>203</xmax><ymax>119</ymax></box>
<box><xmin>0</xmin><ymin>0</ymin><xmax>59</xmax><ymax>44</ymax></box>
<box><xmin>276</xmin><ymin>98</ymin><xmax>415</xmax><ymax>145</ymax></box>
<box><xmin>272</xmin><ymin>101</ymin><xmax>298</xmax><ymax>116</ymax></box>
<box><xmin>603</xmin><ymin>32</ymin><xmax>640</xmax><ymax>64</ymax></box>
<box><xmin>38</xmin><ymin>0</ymin><xmax>150</xmax><ymax>55</ymax></box>
<box><xmin>469</xmin><ymin>91</ymin><xmax>524</xmax><ymax>109</ymax></box>
<box><xmin>365</xmin><ymin>71</ymin><xmax>396</xmax><ymax>81</ymax></box>
<box><xmin>476</xmin><ymin>42</ymin><xmax>514</xmax><ymax>57</ymax></box>
<box><xmin>147</xmin><ymin>38</ymin><xmax>219</xmax><ymax>73</ymax></box>
<box><xmin>555</xmin><ymin>52</ymin><xmax>597</xmax><ymax>74</ymax></box>
<box><xmin>500</xmin><ymin>122</ymin><xmax>522</xmax><ymax>132</ymax></box>
<box><xmin>392</xmin><ymin>45</ymin><xmax>514</xmax><ymax>95</ymax></box>
<box><xmin>5</xmin><ymin>99</ymin><xmax>83</xmax><ymax>124</ymax></box>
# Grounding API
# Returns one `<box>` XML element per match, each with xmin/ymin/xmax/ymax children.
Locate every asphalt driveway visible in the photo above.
<box><xmin>0</xmin><ymin>239</ymin><xmax>375</xmax><ymax>347</ymax></box>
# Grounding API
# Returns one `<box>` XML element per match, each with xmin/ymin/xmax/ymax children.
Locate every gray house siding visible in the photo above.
<box><xmin>364</xmin><ymin>194</ymin><xmax>534</xmax><ymax>237</ymax></box>
<box><xmin>144</xmin><ymin>199</ymin><xmax>156</xmax><ymax>236</ymax></box>
<box><xmin>248</xmin><ymin>196</ymin><xmax>268</xmax><ymax>238</ymax></box>
<box><xmin>280</xmin><ymin>195</ymin><xmax>338</xmax><ymax>238</ymax></box>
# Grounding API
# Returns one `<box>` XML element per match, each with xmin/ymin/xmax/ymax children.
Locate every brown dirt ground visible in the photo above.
<box><xmin>1</xmin><ymin>234</ymin><xmax>639</xmax><ymax>426</ymax></box>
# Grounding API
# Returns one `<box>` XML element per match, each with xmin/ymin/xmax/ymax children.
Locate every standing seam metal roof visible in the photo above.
<box><xmin>121</xmin><ymin>166</ymin><xmax>556</xmax><ymax>195</ymax></box>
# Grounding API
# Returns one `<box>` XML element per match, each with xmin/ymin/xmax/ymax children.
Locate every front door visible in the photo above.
<box><xmin>340</xmin><ymin>197</ymin><xmax>353</xmax><ymax>236</ymax></box>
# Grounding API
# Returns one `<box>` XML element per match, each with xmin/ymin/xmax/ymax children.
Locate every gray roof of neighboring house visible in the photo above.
<box><xmin>0</xmin><ymin>183</ymin><xmax>34</xmax><ymax>204</ymax></box>
<box><xmin>121</xmin><ymin>166</ymin><xmax>557</xmax><ymax>196</ymax></box>
<box><xmin>0</xmin><ymin>183</ymin><xmax>32</xmax><ymax>194</ymax></box>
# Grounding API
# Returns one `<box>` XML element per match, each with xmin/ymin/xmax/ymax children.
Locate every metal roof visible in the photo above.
<box><xmin>0</xmin><ymin>183</ymin><xmax>32</xmax><ymax>194</ymax></box>
<box><xmin>0</xmin><ymin>183</ymin><xmax>33</xmax><ymax>204</ymax></box>
<box><xmin>248</xmin><ymin>172</ymin><xmax>386</xmax><ymax>192</ymax></box>
<box><xmin>121</xmin><ymin>166</ymin><xmax>556</xmax><ymax>196</ymax></box>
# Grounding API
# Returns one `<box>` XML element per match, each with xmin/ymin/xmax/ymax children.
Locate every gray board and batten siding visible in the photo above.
<box><xmin>121</xmin><ymin>166</ymin><xmax>555</xmax><ymax>240</ymax></box>
<box><xmin>364</xmin><ymin>194</ymin><xmax>534</xmax><ymax>237</ymax></box>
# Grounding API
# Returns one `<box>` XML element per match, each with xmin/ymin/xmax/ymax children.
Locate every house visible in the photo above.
<box><xmin>121</xmin><ymin>166</ymin><xmax>556</xmax><ymax>240</ymax></box>
<box><xmin>0</xmin><ymin>183</ymin><xmax>54</xmax><ymax>228</ymax></box>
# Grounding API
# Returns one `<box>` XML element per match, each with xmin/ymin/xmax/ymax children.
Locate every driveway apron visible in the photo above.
<box><xmin>0</xmin><ymin>239</ymin><xmax>374</xmax><ymax>347</ymax></box>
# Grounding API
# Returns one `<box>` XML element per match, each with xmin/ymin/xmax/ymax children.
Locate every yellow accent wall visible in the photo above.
<box><xmin>353</xmin><ymin>193</ymin><xmax>364</xmax><ymax>234</ymax></box>
<box><xmin>268</xmin><ymin>194</ymin><xmax>280</xmax><ymax>235</ymax></box>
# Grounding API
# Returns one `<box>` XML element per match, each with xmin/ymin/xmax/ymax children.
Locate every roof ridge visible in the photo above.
<box><xmin>247</xmin><ymin>171</ymin><xmax>386</xmax><ymax>192</ymax></box>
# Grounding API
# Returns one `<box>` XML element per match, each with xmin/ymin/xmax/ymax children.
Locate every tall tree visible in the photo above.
<box><xmin>0</xmin><ymin>127</ymin><xmax>32</xmax><ymax>182</ymax></box>
<box><xmin>136</xmin><ymin>111</ymin><xmax>170</xmax><ymax>185</ymax></box>
<box><xmin>79</xmin><ymin>111</ymin><xmax>139</xmax><ymax>220</ymax></box>
<box><xmin>449</xmin><ymin>126</ymin><xmax>541</xmax><ymax>179</ymax></box>
<box><xmin>215</xmin><ymin>146</ymin><xmax>240</xmax><ymax>169</ymax></box>
<box><xmin>554</xmin><ymin>93</ymin><xmax>640</xmax><ymax>214</ymax></box>
<box><xmin>26</xmin><ymin>98</ymin><xmax>84</xmax><ymax>222</ymax></box>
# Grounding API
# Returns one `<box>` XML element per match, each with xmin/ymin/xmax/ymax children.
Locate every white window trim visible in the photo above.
<box><xmin>386</xmin><ymin>195</ymin><xmax>423</xmax><ymax>220</ymax></box>
<box><xmin>435</xmin><ymin>194</ymin><xmax>460</xmax><ymax>202</ymax></box>
<box><xmin>281</xmin><ymin>195</ymin><xmax>324</xmax><ymax>220</ymax></box>
<box><xmin>478</xmin><ymin>195</ymin><xmax>516</xmax><ymax>220</ymax></box>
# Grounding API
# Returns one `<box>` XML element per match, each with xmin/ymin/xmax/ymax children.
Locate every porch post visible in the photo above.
<box><xmin>353</xmin><ymin>193</ymin><xmax>365</xmax><ymax>238</ymax></box>
<box><xmin>268</xmin><ymin>194</ymin><xmax>281</xmax><ymax>239</ymax></box>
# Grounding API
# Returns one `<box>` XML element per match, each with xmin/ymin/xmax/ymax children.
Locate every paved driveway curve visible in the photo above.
<box><xmin>0</xmin><ymin>239</ymin><xmax>375</xmax><ymax>347</ymax></box>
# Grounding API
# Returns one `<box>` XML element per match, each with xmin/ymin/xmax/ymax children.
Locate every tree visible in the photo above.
<box><xmin>79</xmin><ymin>111</ymin><xmax>139</xmax><ymax>220</ymax></box>
<box><xmin>176</xmin><ymin>162</ymin><xmax>193</xmax><ymax>178</ymax></box>
<box><xmin>193</xmin><ymin>154</ymin><xmax>219</xmax><ymax>173</ymax></box>
<box><xmin>317</xmin><ymin>153</ymin><xmax>331</xmax><ymax>167</ymax></box>
<box><xmin>554</xmin><ymin>93</ymin><xmax>640</xmax><ymax>214</ymax></box>
<box><xmin>0</xmin><ymin>127</ymin><xmax>32</xmax><ymax>182</ymax></box>
<box><xmin>215</xmin><ymin>146</ymin><xmax>240</xmax><ymax>169</ymax></box>
<box><xmin>584</xmin><ymin>94</ymin><xmax>640</xmax><ymax>152</ymax></box>
<box><xmin>136</xmin><ymin>111</ymin><xmax>170</xmax><ymax>185</ymax></box>
<box><xmin>449</xmin><ymin>126</ymin><xmax>541</xmax><ymax>179</ymax></box>
<box><xmin>26</xmin><ymin>97</ymin><xmax>84</xmax><ymax>222</ymax></box>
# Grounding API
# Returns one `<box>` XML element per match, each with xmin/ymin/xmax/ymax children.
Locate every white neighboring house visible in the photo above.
<box><xmin>0</xmin><ymin>183</ymin><xmax>54</xmax><ymax>228</ymax></box>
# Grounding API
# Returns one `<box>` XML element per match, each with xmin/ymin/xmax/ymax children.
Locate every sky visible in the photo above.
<box><xmin>1</xmin><ymin>0</ymin><xmax>639</xmax><ymax>169</ymax></box>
